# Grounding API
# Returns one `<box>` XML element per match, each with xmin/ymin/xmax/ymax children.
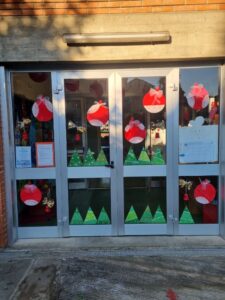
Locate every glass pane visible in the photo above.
<box><xmin>69</xmin><ymin>178</ymin><xmax>111</xmax><ymax>225</ymax></box>
<box><xmin>179</xmin><ymin>176</ymin><xmax>218</xmax><ymax>224</ymax></box>
<box><xmin>124</xmin><ymin>177</ymin><xmax>166</xmax><ymax>224</ymax></box>
<box><xmin>17</xmin><ymin>179</ymin><xmax>57</xmax><ymax>226</ymax></box>
<box><xmin>179</xmin><ymin>67</ymin><xmax>219</xmax><ymax>164</ymax></box>
<box><xmin>12</xmin><ymin>72</ymin><xmax>54</xmax><ymax>168</ymax></box>
<box><xmin>65</xmin><ymin>79</ymin><xmax>109</xmax><ymax>167</ymax></box>
<box><xmin>123</xmin><ymin>77</ymin><xmax>166</xmax><ymax>166</ymax></box>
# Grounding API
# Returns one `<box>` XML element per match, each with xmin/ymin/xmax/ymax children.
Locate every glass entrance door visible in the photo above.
<box><xmin>53</xmin><ymin>71</ymin><xmax>117</xmax><ymax>236</ymax></box>
<box><xmin>116</xmin><ymin>69</ymin><xmax>179</xmax><ymax>235</ymax></box>
<box><xmin>53</xmin><ymin>68</ymin><xmax>179</xmax><ymax>236</ymax></box>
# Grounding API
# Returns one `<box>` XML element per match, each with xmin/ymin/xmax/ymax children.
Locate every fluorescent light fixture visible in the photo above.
<box><xmin>63</xmin><ymin>31</ymin><xmax>171</xmax><ymax>45</ymax></box>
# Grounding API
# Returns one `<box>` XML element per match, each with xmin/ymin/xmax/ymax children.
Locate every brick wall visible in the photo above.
<box><xmin>0</xmin><ymin>0</ymin><xmax>224</xmax><ymax>16</ymax></box>
<box><xmin>0</xmin><ymin>110</ymin><xmax>7</xmax><ymax>248</ymax></box>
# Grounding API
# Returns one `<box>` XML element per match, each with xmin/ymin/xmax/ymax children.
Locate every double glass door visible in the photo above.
<box><xmin>11</xmin><ymin>67</ymin><xmax>221</xmax><ymax>237</ymax></box>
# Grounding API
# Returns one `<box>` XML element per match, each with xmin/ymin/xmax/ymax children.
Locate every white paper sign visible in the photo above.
<box><xmin>36</xmin><ymin>143</ymin><xmax>54</xmax><ymax>167</ymax></box>
<box><xmin>16</xmin><ymin>146</ymin><xmax>32</xmax><ymax>168</ymax></box>
<box><xmin>179</xmin><ymin>125</ymin><xmax>218</xmax><ymax>163</ymax></box>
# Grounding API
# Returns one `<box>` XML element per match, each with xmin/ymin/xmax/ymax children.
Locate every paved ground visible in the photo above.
<box><xmin>1</xmin><ymin>237</ymin><xmax>225</xmax><ymax>300</ymax></box>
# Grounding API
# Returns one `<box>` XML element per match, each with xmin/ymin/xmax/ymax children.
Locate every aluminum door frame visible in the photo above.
<box><xmin>177</xmin><ymin>66</ymin><xmax>222</xmax><ymax>235</ymax></box>
<box><xmin>52</xmin><ymin>70</ymin><xmax>118</xmax><ymax>236</ymax></box>
<box><xmin>115</xmin><ymin>68</ymin><xmax>179</xmax><ymax>235</ymax></box>
<box><xmin>7</xmin><ymin>71</ymin><xmax>59</xmax><ymax>238</ymax></box>
<box><xmin>0</xmin><ymin>67</ymin><xmax>17</xmax><ymax>244</ymax></box>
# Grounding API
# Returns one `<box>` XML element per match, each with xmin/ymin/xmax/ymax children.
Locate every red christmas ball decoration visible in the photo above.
<box><xmin>183</xmin><ymin>193</ymin><xmax>189</xmax><ymax>201</ymax></box>
<box><xmin>143</xmin><ymin>86</ymin><xmax>166</xmax><ymax>113</ymax></box>
<box><xmin>29</xmin><ymin>73</ymin><xmax>48</xmax><ymax>83</ymax></box>
<box><xmin>20</xmin><ymin>184</ymin><xmax>42</xmax><ymax>206</ymax></box>
<box><xmin>87</xmin><ymin>100</ymin><xmax>109</xmax><ymax>127</ymax></box>
<box><xmin>194</xmin><ymin>179</ymin><xmax>216</xmax><ymax>205</ymax></box>
<box><xmin>75</xmin><ymin>133</ymin><xmax>81</xmax><ymax>142</ymax></box>
<box><xmin>124</xmin><ymin>118</ymin><xmax>146</xmax><ymax>144</ymax></box>
<box><xmin>44</xmin><ymin>206</ymin><xmax>52</xmax><ymax>213</ymax></box>
<box><xmin>22</xmin><ymin>131</ymin><xmax>29</xmax><ymax>142</ymax></box>
<box><xmin>186</xmin><ymin>83</ymin><xmax>209</xmax><ymax>111</ymax></box>
<box><xmin>32</xmin><ymin>95</ymin><xmax>53</xmax><ymax>122</ymax></box>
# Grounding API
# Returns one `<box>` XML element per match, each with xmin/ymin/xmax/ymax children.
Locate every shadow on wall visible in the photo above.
<box><xmin>0</xmin><ymin>3</ymin><xmax>95</xmax><ymax>61</ymax></box>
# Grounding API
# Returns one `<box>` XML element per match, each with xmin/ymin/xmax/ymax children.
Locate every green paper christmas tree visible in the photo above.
<box><xmin>84</xmin><ymin>208</ymin><xmax>97</xmax><ymax>224</ymax></box>
<box><xmin>125</xmin><ymin>206</ymin><xmax>139</xmax><ymax>224</ymax></box>
<box><xmin>152</xmin><ymin>206</ymin><xmax>166</xmax><ymax>224</ymax></box>
<box><xmin>95</xmin><ymin>149</ymin><xmax>108</xmax><ymax>166</ymax></box>
<box><xmin>83</xmin><ymin>148</ymin><xmax>96</xmax><ymax>166</ymax></box>
<box><xmin>140</xmin><ymin>205</ymin><xmax>153</xmax><ymax>224</ymax></box>
<box><xmin>180</xmin><ymin>206</ymin><xmax>195</xmax><ymax>224</ymax></box>
<box><xmin>69</xmin><ymin>149</ymin><xmax>83</xmax><ymax>167</ymax></box>
<box><xmin>97</xmin><ymin>207</ymin><xmax>110</xmax><ymax>224</ymax></box>
<box><xmin>70</xmin><ymin>208</ymin><xmax>83</xmax><ymax>225</ymax></box>
<box><xmin>124</xmin><ymin>148</ymin><xmax>138</xmax><ymax>165</ymax></box>
<box><xmin>151</xmin><ymin>148</ymin><xmax>165</xmax><ymax>165</ymax></box>
<box><xmin>138</xmin><ymin>148</ymin><xmax>151</xmax><ymax>165</ymax></box>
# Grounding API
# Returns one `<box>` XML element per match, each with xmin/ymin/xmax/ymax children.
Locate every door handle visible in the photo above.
<box><xmin>105</xmin><ymin>161</ymin><xmax>114</xmax><ymax>169</ymax></box>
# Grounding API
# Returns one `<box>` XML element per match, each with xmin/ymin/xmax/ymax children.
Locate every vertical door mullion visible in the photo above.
<box><xmin>59</xmin><ymin>73</ymin><xmax>70</xmax><ymax>237</ymax></box>
<box><xmin>167</xmin><ymin>68</ymin><xmax>179</xmax><ymax>235</ymax></box>
<box><xmin>115</xmin><ymin>72</ymin><xmax>124</xmax><ymax>235</ymax></box>
<box><xmin>108</xmin><ymin>72</ymin><xmax>117</xmax><ymax>235</ymax></box>
<box><xmin>52</xmin><ymin>71</ymin><xmax>69</xmax><ymax>237</ymax></box>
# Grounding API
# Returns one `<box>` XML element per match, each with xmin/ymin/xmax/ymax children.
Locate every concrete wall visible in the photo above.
<box><xmin>0</xmin><ymin>11</ymin><xmax>225</xmax><ymax>63</ymax></box>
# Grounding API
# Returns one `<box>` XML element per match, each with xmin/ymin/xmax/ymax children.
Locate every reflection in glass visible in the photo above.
<box><xmin>69</xmin><ymin>178</ymin><xmax>111</xmax><ymax>225</ymax></box>
<box><xmin>12</xmin><ymin>72</ymin><xmax>54</xmax><ymax>168</ymax></box>
<box><xmin>65</xmin><ymin>79</ymin><xmax>109</xmax><ymax>167</ymax></box>
<box><xmin>124</xmin><ymin>177</ymin><xmax>166</xmax><ymax>224</ymax></box>
<box><xmin>179</xmin><ymin>176</ymin><xmax>218</xmax><ymax>224</ymax></box>
<box><xmin>17</xmin><ymin>179</ymin><xmax>57</xmax><ymax>226</ymax></box>
<box><xmin>179</xmin><ymin>67</ymin><xmax>219</xmax><ymax>164</ymax></box>
<box><xmin>123</xmin><ymin>77</ymin><xmax>166</xmax><ymax>166</ymax></box>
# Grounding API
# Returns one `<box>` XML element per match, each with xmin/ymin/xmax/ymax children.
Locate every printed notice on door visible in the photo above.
<box><xmin>16</xmin><ymin>146</ymin><xmax>32</xmax><ymax>168</ymax></box>
<box><xmin>36</xmin><ymin>142</ymin><xmax>54</xmax><ymax>167</ymax></box>
<box><xmin>179</xmin><ymin>125</ymin><xmax>218</xmax><ymax>163</ymax></box>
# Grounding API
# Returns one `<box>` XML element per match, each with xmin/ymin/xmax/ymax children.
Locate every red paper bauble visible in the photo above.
<box><xmin>124</xmin><ymin>118</ymin><xmax>146</xmax><ymax>144</ymax></box>
<box><xmin>186</xmin><ymin>83</ymin><xmax>209</xmax><ymax>111</ymax></box>
<box><xmin>87</xmin><ymin>100</ymin><xmax>109</xmax><ymax>127</ymax></box>
<box><xmin>194</xmin><ymin>179</ymin><xmax>216</xmax><ymax>205</ymax></box>
<box><xmin>32</xmin><ymin>95</ymin><xmax>53</xmax><ymax>122</ymax></box>
<box><xmin>20</xmin><ymin>184</ymin><xmax>42</xmax><ymax>206</ymax></box>
<box><xmin>142</xmin><ymin>87</ymin><xmax>166</xmax><ymax>113</ymax></box>
<box><xmin>29</xmin><ymin>73</ymin><xmax>48</xmax><ymax>83</ymax></box>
